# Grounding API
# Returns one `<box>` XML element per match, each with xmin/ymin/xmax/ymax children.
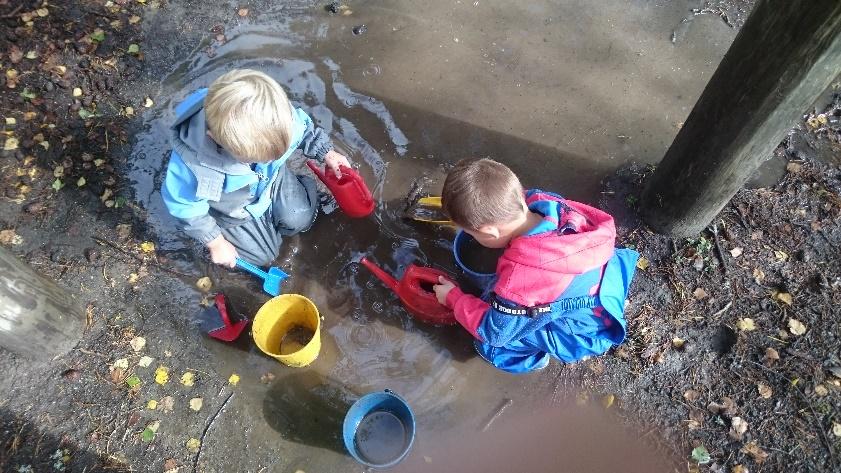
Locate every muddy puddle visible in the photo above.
<box><xmin>118</xmin><ymin>1</ymin><xmax>764</xmax><ymax>470</ymax></box>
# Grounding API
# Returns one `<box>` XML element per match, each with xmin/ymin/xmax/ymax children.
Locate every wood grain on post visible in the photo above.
<box><xmin>642</xmin><ymin>0</ymin><xmax>841</xmax><ymax>236</ymax></box>
<box><xmin>0</xmin><ymin>247</ymin><xmax>84</xmax><ymax>360</ymax></box>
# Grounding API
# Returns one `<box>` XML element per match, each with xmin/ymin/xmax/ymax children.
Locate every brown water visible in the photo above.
<box><xmin>280</xmin><ymin>325</ymin><xmax>316</xmax><ymax>355</ymax></box>
<box><xmin>121</xmin><ymin>0</ymin><xmax>751</xmax><ymax>470</ymax></box>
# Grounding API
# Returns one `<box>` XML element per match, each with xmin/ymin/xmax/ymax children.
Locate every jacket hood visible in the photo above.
<box><xmin>503</xmin><ymin>191</ymin><xmax>616</xmax><ymax>274</ymax></box>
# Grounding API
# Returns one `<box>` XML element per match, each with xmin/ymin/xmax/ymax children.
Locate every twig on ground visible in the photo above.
<box><xmin>194</xmin><ymin>391</ymin><xmax>235</xmax><ymax>472</ymax></box>
<box><xmin>481</xmin><ymin>398</ymin><xmax>513</xmax><ymax>432</ymax></box>
<box><xmin>710</xmin><ymin>222</ymin><xmax>729</xmax><ymax>275</ymax></box>
<box><xmin>92</xmin><ymin>236</ymin><xmax>194</xmax><ymax>278</ymax></box>
<box><xmin>711</xmin><ymin>301</ymin><xmax>733</xmax><ymax>319</ymax></box>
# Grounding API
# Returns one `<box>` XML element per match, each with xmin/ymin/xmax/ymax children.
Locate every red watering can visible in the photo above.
<box><xmin>360</xmin><ymin>257</ymin><xmax>456</xmax><ymax>326</ymax></box>
<box><xmin>307</xmin><ymin>160</ymin><xmax>375</xmax><ymax>218</ymax></box>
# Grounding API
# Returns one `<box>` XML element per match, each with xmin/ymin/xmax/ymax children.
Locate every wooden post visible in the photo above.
<box><xmin>641</xmin><ymin>0</ymin><xmax>841</xmax><ymax>236</ymax></box>
<box><xmin>0</xmin><ymin>248</ymin><xmax>85</xmax><ymax>360</ymax></box>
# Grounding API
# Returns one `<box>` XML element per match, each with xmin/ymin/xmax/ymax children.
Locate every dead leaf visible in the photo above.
<box><xmin>741</xmin><ymin>441</ymin><xmax>769</xmax><ymax>463</ymax></box>
<box><xmin>731</xmin><ymin>465</ymin><xmax>748</xmax><ymax>473</ymax></box>
<box><xmin>129</xmin><ymin>15</ymin><xmax>142</xmax><ymax>24</ymax></box>
<box><xmin>729</xmin><ymin>416</ymin><xmax>748</xmax><ymax>441</ymax></box>
<box><xmin>238</xmin><ymin>8</ymin><xmax>249</xmax><ymax>16</ymax></box>
<box><xmin>129</xmin><ymin>336</ymin><xmax>146</xmax><ymax>352</ymax></box>
<box><xmin>196</xmin><ymin>276</ymin><xmax>212</xmax><ymax>292</ymax></box>
<box><xmin>127</xmin><ymin>273</ymin><xmax>139</xmax><ymax>284</ymax></box>
<box><xmin>672</xmin><ymin>337</ymin><xmax>686</xmax><ymax>349</ymax></box>
<box><xmin>4</xmin><ymin>137</ymin><xmax>19</xmax><ymax>151</ymax></box>
<box><xmin>72</xmin><ymin>87</ymin><xmax>82</xmax><ymax>97</ymax></box>
<box><xmin>138</xmin><ymin>356</ymin><xmax>154</xmax><ymax>367</ymax></box>
<box><xmin>601</xmin><ymin>394</ymin><xmax>615</xmax><ymax>409</ymax></box>
<box><xmin>636</xmin><ymin>257</ymin><xmax>649</xmax><ymax>270</ymax></box>
<box><xmin>833</xmin><ymin>422</ymin><xmax>841</xmax><ymax>438</ymax></box>
<box><xmin>684</xmin><ymin>390</ymin><xmax>701</xmax><ymax>402</ymax></box>
<box><xmin>144</xmin><ymin>97</ymin><xmax>154</xmax><ymax>108</ymax></box>
<box><xmin>708</xmin><ymin>397</ymin><xmax>737</xmax><ymax>418</ymax></box>
<box><xmin>139</xmin><ymin>241</ymin><xmax>155</xmax><ymax>253</ymax></box>
<box><xmin>160</xmin><ymin>396</ymin><xmax>175</xmax><ymax>413</ymax></box>
<box><xmin>736</xmin><ymin>318</ymin><xmax>756</xmax><ymax>332</ymax></box>
<box><xmin>111</xmin><ymin>358</ymin><xmax>129</xmax><ymax>371</ymax></box>
<box><xmin>693</xmin><ymin>288</ymin><xmax>708</xmax><ymax>300</ymax></box>
<box><xmin>786</xmin><ymin>162</ymin><xmax>802</xmax><ymax>173</ymax></box>
<box><xmin>757</xmin><ymin>383</ymin><xmax>773</xmax><ymax>399</ymax></box>
<box><xmin>773</xmin><ymin>250</ymin><xmax>788</xmax><ymax>262</ymax></box>
<box><xmin>0</xmin><ymin>229</ymin><xmax>23</xmax><ymax>246</ymax></box>
<box><xmin>774</xmin><ymin>291</ymin><xmax>793</xmax><ymax>305</ymax></box>
<box><xmin>814</xmin><ymin>384</ymin><xmax>828</xmax><ymax>397</ymax></box>
<box><xmin>180</xmin><ymin>372</ymin><xmax>195</xmax><ymax>387</ymax></box>
<box><xmin>753</xmin><ymin>268</ymin><xmax>765</xmax><ymax>284</ymax></box>
<box><xmin>186</xmin><ymin>438</ymin><xmax>201</xmax><ymax>453</ymax></box>
<box><xmin>729</xmin><ymin>247</ymin><xmax>743</xmax><ymax>258</ymax></box>
<box><xmin>765</xmin><ymin>347</ymin><xmax>780</xmax><ymax>366</ymax></box>
<box><xmin>164</xmin><ymin>459</ymin><xmax>178</xmax><ymax>473</ymax></box>
<box><xmin>110</xmin><ymin>367</ymin><xmax>126</xmax><ymax>384</ymax></box>
<box><xmin>788</xmin><ymin>318</ymin><xmax>806</xmax><ymax>335</ymax></box>
<box><xmin>189</xmin><ymin>397</ymin><xmax>203</xmax><ymax>411</ymax></box>
<box><xmin>228</xmin><ymin>373</ymin><xmax>240</xmax><ymax>386</ymax></box>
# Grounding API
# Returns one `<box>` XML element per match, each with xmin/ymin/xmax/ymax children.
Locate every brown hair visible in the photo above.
<box><xmin>441</xmin><ymin>158</ymin><xmax>525</xmax><ymax>230</ymax></box>
<box><xmin>205</xmin><ymin>69</ymin><xmax>294</xmax><ymax>163</ymax></box>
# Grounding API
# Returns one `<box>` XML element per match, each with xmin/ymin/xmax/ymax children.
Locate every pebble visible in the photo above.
<box><xmin>352</xmin><ymin>24</ymin><xmax>367</xmax><ymax>35</ymax></box>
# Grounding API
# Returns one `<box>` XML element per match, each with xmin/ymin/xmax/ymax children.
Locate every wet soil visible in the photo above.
<box><xmin>2</xmin><ymin>0</ymin><xmax>841</xmax><ymax>472</ymax></box>
<box><xmin>280</xmin><ymin>325</ymin><xmax>315</xmax><ymax>355</ymax></box>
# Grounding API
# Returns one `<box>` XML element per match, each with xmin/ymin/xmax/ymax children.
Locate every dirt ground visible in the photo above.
<box><xmin>2</xmin><ymin>0</ymin><xmax>841</xmax><ymax>472</ymax></box>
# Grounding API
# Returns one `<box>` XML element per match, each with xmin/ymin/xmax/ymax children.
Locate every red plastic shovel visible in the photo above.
<box><xmin>360</xmin><ymin>257</ymin><xmax>456</xmax><ymax>326</ymax></box>
<box><xmin>307</xmin><ymin>160</ymin><xmax>375</xmax><ymax>218</ymax></box>
<box><xmin>207</xmin><ymin>293</ymin><xmax>250</xmax><ymax>342</ymax></box>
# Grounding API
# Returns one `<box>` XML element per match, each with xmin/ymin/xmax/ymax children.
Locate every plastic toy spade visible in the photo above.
<box><xmin>235</xmin><ymin>257</ymin><xmax>288</xmax><ymax>297</ymax></box>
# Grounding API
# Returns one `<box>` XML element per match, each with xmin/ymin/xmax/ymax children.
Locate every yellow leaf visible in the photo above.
<box><xmin>186</xmin><ymin>438</ymin><xmax>201</xmax><ymax>452</ymax></box>
<box><xmin>736</xmin><ymin>318</ymin><xmax>756</xmax><ymax>332</ymax></box>
<box><xmin>757</xmin><ymin>383</ymin><xmax>772</xmax><ymax>399</ymax></box>
<box><xmin>732</xmin><ymin>465</ymin><xmax>748</xmax><ymax>473</ymax></box>
<box><xmin>3</xmin><ymin>137</ymin><xmax>19</xmax><ymax>150</ymax></box>
<box><xmin>787</xmin><ymin>318</ymin><xmax>806</xmax><ymax>335</ymax></box>
<box><xmin>129</xmin><ymin>15</ymin><xmax>141</xmax><ymax>24</ymax></box>
<box><xmin>36</xmin><ymin>8</ymin><xmax>49</xmax><ymax>17</ymax></box>
<box><xmin>127</xmin><ymin>273</ymin><xmax>139</xmax><ymax>284</ymax></box>
<box><xmin>124</xmin><ymin>106</ymin><xmax>135</xmax><ymax>116</ymax></box>
<box><xmin>147</xmin><ymin>399</ymin><xmax>158</xmax><ymax>410</ymax></box>
<box><xmin>180</xmin><ymin>372</ymin><xmax>195</xmax><ymax>387</ymax></box>
<box><xmin>228</xmin><ymin>373</ymin><xmax>240</xmax><ymax>386</ymax></box>
<box><xmin>155</xmin><ymin>366</ymin><xmax>169</xmax><ymax>385</ymax></box>
<box><xmin>139</xmin><ymin>241</ymin><xmax>155</xmax><ymax>253</ymax></box>
<box><xmin>5</xmin><ymin>117</ymin><xmax>16</xmax><ymax>125</ymax></box>
<box><xmin>774</xmin><ymin>292</ymin><xmax>793</xmax><ymax>305</ymax></box>
<box><xmin>635</xmin><ymin>257</ymin><xmax>649</xmax><ymax>270</ymax></box>
<box><xmin>76</xmin><ymin>177</ymin><xmax>86</xmax><ymax>187</ymax></box>
<box><xmin>773</xmin><ymin>250</ymin><xmax>789</xmax><ymax>261</ymax></box>
<box><xmin>601</xmin><ymin>394</ymin><xmax>615</xmax><ymax>409</ymax></box>
<box><xmin>196</xmin><ymin>276</ymin><xmax>212</xmax><ymax>292</ymax></box>
<box><xmin>130</xmin><ymin>336</ymin><xmax>146</xmax><ymax>352</ymax></box>
<box><xmin>189</xmin><ymin>397</ymin><xmax>203</xmax><ymax>411</ymax></box>
<box><xmin>144</xmin><ymin>97</ymin><xmax>154</xmax><ymax>108</ymax></box>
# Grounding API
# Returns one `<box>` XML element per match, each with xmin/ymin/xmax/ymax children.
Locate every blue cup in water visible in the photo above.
<box><xmin>343</xmin><ymin>389</ymin><xmax>415</xmax><ymax>468</ymax></box>
<box><xmin>453</xmin><ymin>230</ymin><xmax>497</xmax><ymax>291</ymax></box>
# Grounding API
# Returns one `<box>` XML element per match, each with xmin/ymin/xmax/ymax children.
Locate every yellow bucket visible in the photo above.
<box><xmin>252</xmin><ymin>294</ymin><xmax>321</xmax><ymax>367</ymax></box>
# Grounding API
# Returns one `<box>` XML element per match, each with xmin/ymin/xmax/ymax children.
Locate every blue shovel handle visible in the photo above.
<box><xmin>235</xmin><ymin>257</ymin><xmax>268</xmax><ymax>279</ymax></box>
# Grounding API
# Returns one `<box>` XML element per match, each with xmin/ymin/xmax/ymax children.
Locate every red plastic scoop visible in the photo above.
<box><xmin>360</xmin><ymin>257</ymin><xmax>456</xmax><ymax>326</ymax></box>
<box><xmin>207</xmin><ymin>293</ymin><xmax>250</xmax><ymax>342</ymax></box>
<box><xmin>307</xmin><ymin>160</ymin><xmax>375</xmax><ymax>218</ymax></box>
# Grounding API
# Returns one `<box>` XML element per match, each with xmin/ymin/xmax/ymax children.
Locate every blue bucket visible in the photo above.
<box><xmin>343</xmin><ymin>389</ymin><xmax>415</xmax><ymax>469</ymax></box>
<box><xmin>453</xmin><ymin>230</ymin><xmax>497</xmax><ymax>290</ymax></box>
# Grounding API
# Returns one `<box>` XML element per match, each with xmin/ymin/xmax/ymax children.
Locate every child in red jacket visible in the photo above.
<box><xmin>433</xmin><ymin>159</ymin><xmax>638</xmax><ymax>373</ymax></box>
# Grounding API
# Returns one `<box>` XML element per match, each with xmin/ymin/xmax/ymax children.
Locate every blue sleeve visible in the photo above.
<box><xmin>295</xmin><ymin>108</ymin><xmax>333</xmax><ymax>160</ymax></box>
<box><xmin>162</xmin><ymin>152</ymin><xmax>222</xmax><ymax>244</ymax></box>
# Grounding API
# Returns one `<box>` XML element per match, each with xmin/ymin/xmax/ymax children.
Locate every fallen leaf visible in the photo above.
<box><xmin>765</xmin><ymin>347</ymin><xmax>780</xmax><ymax>365</ymax></box>
<box><xmin>731</xmin><ymin>465</ymin><xmax>748</xmax><ymax>473</ymax></box>
<box><xmin>130</xmin><ymin>336</ymin><xmax>146</xmax><ymax>352</ymax></box>
<box><xmin>757</xmin><ymin>383</ymin><xmax>773</xmax><ymax>399</ymax></box>
<box><xmin>691</xmin><ymin>445</ymin><xmax>711</xmax><ymax>464</ymax></box>
<box><xmin>260</xmin><ymin>372</ymin><xmax>276</xmax><ymax>384</ymax></box>
<box><xmin>25</xmin><ymin>50</ymin><xmax>37</xmax><ymax>60</ymax></box>
<box><xmin>635</xmin><ymin>257</ymin><xmax>649</xmax><ymax>270</ymax></box>
<box><xmin>125</xmin><ymin>375</ymin><xmax>141</xmax><ymax>388</ymax></box>
<box><xmin>238</xmin><ymin>8</ymin><xmax>249</xmax><ymax>16</ymax></box>
<box><xmin>729</xmin><ymin>416</ymin><xmax>748</xmax><ymax>441</ymax></box>
<box><xmin>0</xmin><ymin>230</ymin><xmax>23</xmax><ymax>246</ymax></box>
<box><xmin>228</xmin><ymin>373</ymin><xmax>240</xmax><ymax>386</ymax></box>
<box><xmin>160</xmin><ymin>396</ymin><xmax>175</xmax><ymax>413</ymax></box>
<box><xmin>4</xmin><ymin>137</ymin><xmax>19</xmax><ymax>150</ymax></box>
<box><xmin>672</xmin><ymin>337</ymin><xmax>686</xmax><ymax>349</ymax></box>
<box><xmin>773</xmin><ymin>250</ymin><xmax>789</xmax><ymax>262</ymax></box>
<box><xmin>138</xmin><ymin>356</ymin><xmax>154</xmax><ymax>367</ymax></box>
<box><xmin>124</xmin><ymin>106</ymin><xmax>135</xmax><ymax>116</ymax></box>
<box><xmin>189</xmin><ymin>398</ymin><xmax>203</xmax><ymax>411</ymax></box>
<box><xmin>111</xmin><ymin>358</ymin><xmax>130</xmax><ymax>371</ymax></box>
<box><xmin>144</xmin><ymin>97</ymin><xmax>154</xmax><ymax>108</ymax></box>
<box><xmin>127</xmin><ymin>273</ymin><xmax>139</xmax><ymax>284</ymax></box>
<box><xmin>141</xmin><ymin>427</ymin><xmax>155</xmax><ymax>442</ymax></box>
<box><xmin>76</xmin><ymin>177</ymin><xmax>86</xmax><ymax>187</ymax></box>
<box><xmin>693</xmin><ymin>288</ymin><xmax>708</xmax><ymax>300</ymax></box>
<box><xmin>741</xmin><ymin>441</ymin><xmax>769</xmax><ymax>463</ymax></box>
<box><xmin>90</xmin><ymin>30</ymin><xmax>106</xmax><ymax>43</ymax></box>
<box><xmin>786</xmin><ymin>162</ymin><xmax>802</xmax><ymax>173</ymax></box>
<box><xmin>164</xmin><ymin>459</ymin><xmax>178</xmax><ymax>473</ymax></box>
<box><xmin>4</xmin><ymin>117</ymin><xmax>15</xmax><ymax>125</ymax></box>
<box><xmin>814</xmin><ymin>384</ymin><xmax>828</xmax><ymax>397</ymax></box>
<box><xmin>147</xmin><ymin>399</ymin><xmax>158</xmax><ymax>410</ymax></box>
<box><xmin>684</xmin><ymin>390</ymin><xmax>701</xmax><ymax>402</ymax></box>
<box><xmin>155</xmin><ymin>366</ymin><xmax>169</xmax><ymax>385</ymax></box>
<box><xmin>788</xmin><ymin>318</ymin><xmax>806</xmax><ymax>335</ymax></box>
<box><xmin>196</xmin><ymin>276</ymin><xmax>212</xmax><ymax>292</ymax></box>
<box><xmin>729</xmin><ymin>247</ymin><xmax>743</xmax><ymax>258</ymax></box>
<box><xmin>36</xmin><ymin>7</ymin><xmax>49</xmax><ymax>17</ymax></box>
<box><xmin>736</xmin><ymin>318</ymin><xmax>756</xmax><ymax>332</ymax></box>
<box><xmin>601</xmin><ymin>394</ymin><xmax>615</xmax><ymax>409</ymax></box>
<box><xmin>180</xmin><ymin>372</ymin><xmax>195</xmax><ymax>387</ymax></box>
<box><xmin>186</xmin><ymin>438</ymin><xmax>201</xmax><ymax>453</ymax></box>
<box><xmin>72</xmin><ymin>87</ymin><xmax>82</xmax><ymax>97</ymax></box>
<box><xmin>774</xmin><ymin>291</ymin><xmax>793</xmax><ymax>306</ymax></box>
<box><xmin>129</xmin><ymin>15</ymin><xmax>142</xmax><ymax>24</ymax></box>
<box><xmin>833</xmin><ymin>422</ymin><xmax>841</xmax><ymax>438</ymax></box>
<box><xmin>139</xmin><ymin>241</ymin><xmax>155</xmax><ymax>253</ymax></box>
<box><xmin>708</xmin><ymin>397</ymin><xmax>737</xmax><ymax>418</ymax></box>
<box><xmin>127</xmin><ymin>44</ymin><xmax>140</xmax><ymax>54</ymax></box>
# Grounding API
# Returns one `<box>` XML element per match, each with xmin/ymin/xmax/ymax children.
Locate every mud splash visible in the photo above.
<box><xmin>125</xmin><ymin>2</ymin><xmax>696</xmax><ymax>471</ymax></box>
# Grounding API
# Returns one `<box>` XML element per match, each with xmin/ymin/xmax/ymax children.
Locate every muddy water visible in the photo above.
<box><xmin>120</xmin><ymin>1</ymin><xmax>749</xmax><ymax>470</ymax></box>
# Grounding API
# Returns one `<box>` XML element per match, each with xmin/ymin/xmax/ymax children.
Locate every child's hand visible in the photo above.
<box><xmin>207</xmin><ymin>235</ymin><xmax>238</xmax><ymax>268</ymax></box>
<box><xmin>324</xmin><ymin>150</ymin><xmax>351</xmax><ymax>178</ymax></box>
<box><xmin>433</xmin><ymin>276</ymin><xmax>456</xmax><ymax>306</ymax></box>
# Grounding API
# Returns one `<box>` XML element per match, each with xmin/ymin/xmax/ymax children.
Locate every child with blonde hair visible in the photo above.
<box><xmin>433</xmin><ymin>158</ymin><xmax>639</xmax><ymax>373</ymax></box>
<box><xmin>163</xmin><ymin>69</ymin><xmax>350</xmax><ymax>266</ymax></box>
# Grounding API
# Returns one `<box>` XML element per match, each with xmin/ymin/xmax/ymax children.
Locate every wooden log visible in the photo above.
<box><xmin>641</xmin><ymin>0</ymin><xmax>841</xmax><ymax>236</ymax></box>
<box><xmin>0</xmin><ymin>248</ymin><xmax>84</xmax><ymax>360</ymax></box>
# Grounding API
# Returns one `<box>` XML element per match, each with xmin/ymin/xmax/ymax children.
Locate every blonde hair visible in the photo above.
<box><xmin>441</xmin><ymin>158</ymin><xmax>526</xmax><ymax>230</ymax></box>
<box><xmin>205</xmin><ymin>69</ymin><xmax>294</xmax><ymax>163</ymax></box>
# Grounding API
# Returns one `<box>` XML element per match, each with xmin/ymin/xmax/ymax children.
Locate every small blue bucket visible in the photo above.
<box><xmin>453</xmin><ymin>230</ymin><xmax>497</xmax><ymax>290</ymax></box>
<box><xmin>343</xmin><ymin>389</ymin><xmax>415</xmax><ymax>469</ymax></box>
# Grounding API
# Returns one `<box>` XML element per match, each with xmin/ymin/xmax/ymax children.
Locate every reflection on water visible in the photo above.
<box><xmin>128</xmin><ymin>3</ymin><xmax>680</xmax><ymax>471</ymax></box>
